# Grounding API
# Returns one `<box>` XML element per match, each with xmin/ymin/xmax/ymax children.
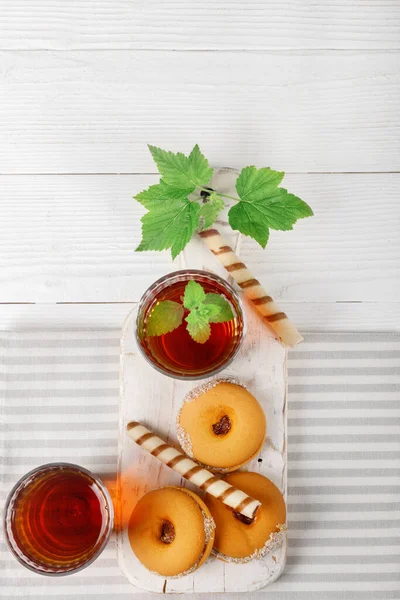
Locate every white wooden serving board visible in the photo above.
<box><xmin>116</xmin><ymin>169</ymin><xmax>288</xmax><ymax>593</ymax></box>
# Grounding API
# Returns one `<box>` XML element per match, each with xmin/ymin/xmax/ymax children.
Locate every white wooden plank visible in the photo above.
<box><xmin>0</xmin><ymin>173</ymin><xmax>399</xmax><ymax>303</ymax></box>
<box><xmin>0</xmin><ymin>303</ymin><xmax>400</xmax><ymax>333</ymax></box>
<box><xmin>1</xmin><ymin>51</ymin><xmax>399</xmax><ymax>173</ymax></box>
<box><xmin>0</xmin><ymin>1</ymin><xmax>399</xmax><ymax>50</ymax></box>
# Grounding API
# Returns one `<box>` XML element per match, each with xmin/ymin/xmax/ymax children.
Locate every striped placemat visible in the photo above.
<box><xmin>0</xmin><ymin>331</ymin><xmax>399</xmax><ymax>600</ymax></box>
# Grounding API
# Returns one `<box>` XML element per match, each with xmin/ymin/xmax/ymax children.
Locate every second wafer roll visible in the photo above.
<box><xmin>198</xmin><ymin>228</ymin><xmax>303</xmax><ymax>347</ymax></box>
<box><xmin>126</xmin><ymin>421</ymin><xmax>261</xmax><ymax>520</ymax></box>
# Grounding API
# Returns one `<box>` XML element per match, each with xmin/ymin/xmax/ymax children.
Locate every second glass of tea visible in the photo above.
<box><xmin>136</xmin><ymin>269</ymin><xmax>246</xmax><ymax>379</ymax></box>
<box><xmin>4</xmin><ymin>463</ymin><xmax>113</xmax><ymax>575</ymax></box>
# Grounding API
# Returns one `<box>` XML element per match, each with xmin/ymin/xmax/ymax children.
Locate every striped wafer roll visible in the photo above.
<box><xmin>126</xmin><ymin>421</ymin><xmax>261</xmax><ymax>520</ymax></box>
<box><xmin>198</xmin><ymin>228</ymin><xmax>303</xmax><ymax>348</ymax></box>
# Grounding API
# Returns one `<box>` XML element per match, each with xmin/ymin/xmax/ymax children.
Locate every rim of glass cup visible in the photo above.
<box><xmin>3</xmin><ymin>462</ymin><xmax>114</xmax><ymax>577</ymax></box>
<box><xmin>135</xmin><ymin>269</ymin><xmax>247</xmax><ymax>380</ymax></box>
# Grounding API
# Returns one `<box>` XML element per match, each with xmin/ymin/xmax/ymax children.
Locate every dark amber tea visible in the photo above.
<box><xmin>4</xmin><ymin>463</ymin><xmax>113</xmax><ymax>575</ymax></box>
<box><xmin>136</xmin><ymin>270</ymin><xmax>245</xmax><ymax>379</ymax></box>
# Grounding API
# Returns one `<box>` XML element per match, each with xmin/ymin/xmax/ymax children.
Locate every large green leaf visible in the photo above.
<box><xmin>229</xmin><ymin>166</ymin><xmax>313</xmax><ymax>247</ymax></box>
<box><xmin>136</xmin><ymin>199</ymin><xmax>201</xmax><ymax>259</ymax></box>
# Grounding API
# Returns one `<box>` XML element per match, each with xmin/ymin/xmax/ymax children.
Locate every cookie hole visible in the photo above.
<box><xmin>160</xmin><ymin>520</ymin><xmax>175</xmax><ymax>544</ymax></box>
<box><xmin>212</xmin><ymin>414</ymin><xmax>232</xmax><ymax>436</ymax></box>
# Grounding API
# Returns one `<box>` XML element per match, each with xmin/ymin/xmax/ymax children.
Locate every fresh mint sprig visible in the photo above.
<box><xmin>134</xmin><ymin>144</ymin><xmax>313</xmax><ymax>259</ymax></box>
<box><xmin>146</xmin><ymin>300</ymin><xmax>184</xmax><ymax>337</ymax></box>
<box><xmin>146</xmin><ymin>280</ymin><xmax>234</xmax><ymax>344</ymax></box>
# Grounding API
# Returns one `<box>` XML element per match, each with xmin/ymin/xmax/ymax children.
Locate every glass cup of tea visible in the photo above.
<box><xmin>136</xmin><ymin>269</ymin><xmax>246</xmax><ymax>380</ymax></box>
<box><xmin>3</xmin><ymin>463</ymin><xmax>114</xmax><ymax>576</ymax></box>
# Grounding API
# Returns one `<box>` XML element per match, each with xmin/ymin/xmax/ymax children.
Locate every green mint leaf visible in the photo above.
<box><xmin>199</xmin><ymin>192</ymin><xmax>225</xmax><ymax>230</ymax></box>
<box><xmin>146</xmin><ymin>301</ymin><xmax>184</xmax><ymax>336</ymax></box>
<box><xmin>185</xmin><ymin>310</ymin><xmax>211</xmax><ymax>344</ymax></box>
<box><xmin>183</xmin><ymin>281</ymin><xmax>235</xmax><ymax>343</ymax></box>
<box><xmin>148</xmin><ymin>144</ymin><xmax>213</xmax><ymax>189</ymax></box>
<box><xmin>198</xmin><ymin>303</ymin><xmax>222</xmax><ymax>321</ymax></box>
<box><xmin>144</xmin><ymin>281</ymin><xmax>237</xmax><ymax>343</ymax></box>
<box><xmin>229</xmin><ymin>166</ymin><xmax>313</xmax><ymax>248</ymax></box>
<box><xmin>136</xmin><ymin>198</ymin><xmax>201</xmax><ymax>260</ymax></box>
<box><xmin>135</xmin><ymin>180</ymin><xmax>194</xmax><ymax>210</ymax></box>
<box><xmin>204</xmin><ymin>293</ymin><xmax>234</xmax><ymax>323</ymax></box>
<box><xmin>183</xmin><ymin>280</ymin><xmax>206</xmax><ymax>310</ymax></box>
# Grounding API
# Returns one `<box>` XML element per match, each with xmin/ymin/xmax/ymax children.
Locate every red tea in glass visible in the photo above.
<box><xmin>4</xmin><ymin>463</ymin><xmax>113</xmax><ymax>575</ymax></box>
<box><xmin>136</xmin><ymin>270</ymin><xmax>245</xmax><ymax>379</ymax></box>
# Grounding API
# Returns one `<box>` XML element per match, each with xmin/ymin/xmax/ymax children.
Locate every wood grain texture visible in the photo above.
<box><xmin>0</xmin><ymin>173</ymin><xmax>399</xmax><ymax>304</ymax></box>
<box><xmin>0</xmin><ymin>1</ymin><xmax>399</xmax><ymax>50</ymax></box>
<box><xmin>1</xmin><ymin>51</ymin><xmax>400</xmax><ymax>173</ymax></box>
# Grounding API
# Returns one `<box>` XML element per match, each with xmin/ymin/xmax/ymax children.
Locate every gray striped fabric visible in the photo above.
<box><xmin>0</xmin><ymin>331</ymin><xmax>399</xmax><ymax>600</ymax></box>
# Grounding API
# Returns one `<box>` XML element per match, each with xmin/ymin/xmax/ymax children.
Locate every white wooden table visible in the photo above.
<box><xmin>0</xmin><ymin>1</ymin><xmax>399</xmax><ymax>332</ymax></box>
<box><xmin>1</xmin><ymin>3</ymin><xmax>400</xmax><ymax>599</ymax></box>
